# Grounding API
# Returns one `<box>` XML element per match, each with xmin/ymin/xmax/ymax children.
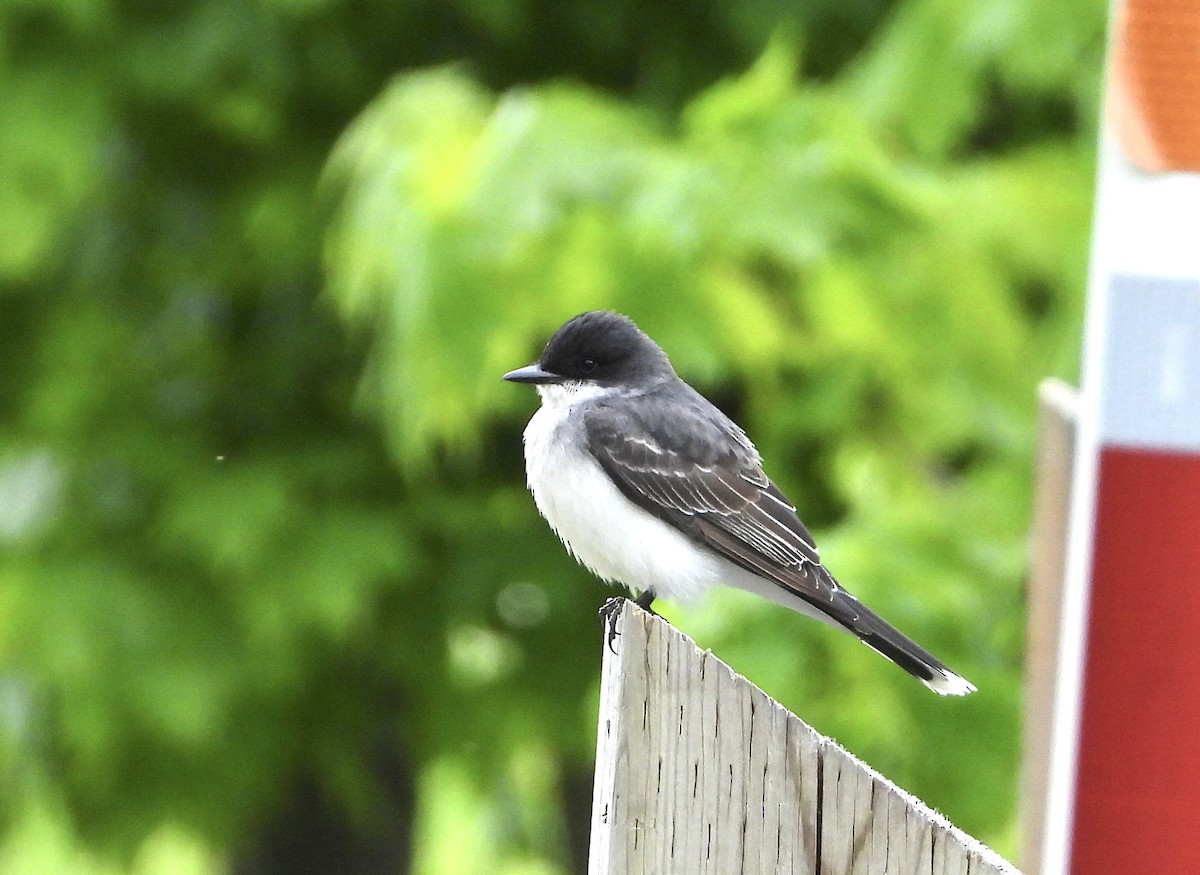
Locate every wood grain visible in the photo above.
<box><xmin>589</xmin><ymin>602</ymin><xmax>1018</xmax><ymax>874</ymax></box>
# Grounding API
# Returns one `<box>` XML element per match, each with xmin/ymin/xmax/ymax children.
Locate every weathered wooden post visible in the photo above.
<box><xmin>588</xmin><ymin>601</ymin><xmax>1018</xmax><ymax>875</ymax></box>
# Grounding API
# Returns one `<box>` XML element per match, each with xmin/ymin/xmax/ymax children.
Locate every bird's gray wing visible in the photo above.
<box><xmin>582</xmin><ymin>387</ymin><xmax>835</xmax><ymax>605</ymax></box>
<box><xmin>583</xmin><ymin>385</ymin><xmax>974</xmax><ymax>695</ymax></box>
<box><xmin>585</xmin><ymin>386</ymin><xmax>979</xmax><ymax>691</ymax></box>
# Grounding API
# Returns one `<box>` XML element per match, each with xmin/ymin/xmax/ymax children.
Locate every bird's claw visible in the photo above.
<box><xmin>599</xmin><ymin>596</ymin><xmax>626</xmax><ymax>654</ymax></box>
<box><xmin>599</xmin><ymin>593</ymin><xmax>659</xmax><ymax>654</ymax></box>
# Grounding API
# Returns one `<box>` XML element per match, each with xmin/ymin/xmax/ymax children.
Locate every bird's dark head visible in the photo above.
<box><xmin>503</xmin><ymin>311</ymin><xmax>674</xmax><ymax>389</ymax></box>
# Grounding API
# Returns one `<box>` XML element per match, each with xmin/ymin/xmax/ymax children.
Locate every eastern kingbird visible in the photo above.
<box><xmin>504</xmin><ymin>311</ymin><xmax>975</xmax><ymax>696</ymax></box>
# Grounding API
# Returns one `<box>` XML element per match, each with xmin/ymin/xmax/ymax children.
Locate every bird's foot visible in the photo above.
<box><xmin>598</xmin><ymin>597</ymin><xmax>626</xmax><ymax>654</ymax></box>
<box><xmin>599</xmin><ymin>592</ymin><xmax>658</xmax><ymax>654</ymax></box>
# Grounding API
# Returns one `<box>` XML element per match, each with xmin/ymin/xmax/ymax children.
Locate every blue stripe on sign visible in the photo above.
<box><xmin>1102</xmin><ymin>275</ymin><xmax>1200</xmax><ymax>452</ymax></box>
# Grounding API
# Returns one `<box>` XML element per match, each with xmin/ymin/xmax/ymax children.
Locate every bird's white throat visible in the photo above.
<box><xmin>534</xmin><ymin>380</ymin><xmax>619</xmax><ymax>409</ymax></box>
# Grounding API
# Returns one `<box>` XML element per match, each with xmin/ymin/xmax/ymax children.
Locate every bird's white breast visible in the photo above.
<box><xmin>522</xmin><ymin>384</ymin><xmax>722</xmax><ymax>602</ymax></box>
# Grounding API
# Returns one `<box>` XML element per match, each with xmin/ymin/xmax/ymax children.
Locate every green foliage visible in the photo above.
<box><xmin>2</xmin><ymin>0</ymin><xmax>1104</xmax><ymax>871</ymax></box>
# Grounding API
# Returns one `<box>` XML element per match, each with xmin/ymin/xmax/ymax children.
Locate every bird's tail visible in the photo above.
<box><xmin>822</xmin><ymin>569</ymin><xmax>976</xmax><ymax>696</ymax></box>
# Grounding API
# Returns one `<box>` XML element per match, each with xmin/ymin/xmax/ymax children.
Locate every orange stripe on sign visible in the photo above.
<box><xmin>1110</xmin><ymin>0</ymin><xmax>1200</xmax><ymax>172</ymax></box>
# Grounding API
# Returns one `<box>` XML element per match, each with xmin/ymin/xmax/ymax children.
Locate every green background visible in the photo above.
<box><xmin>1</xmin><ymin>0</ymin><xmax>1105</xmax><ymax>871</ymax></box>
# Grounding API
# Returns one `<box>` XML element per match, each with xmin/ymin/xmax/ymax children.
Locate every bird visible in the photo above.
<box><xmin>503</xmin><ymin>310</ymin><xmax>975</xmax><ymax>696</ymax></box>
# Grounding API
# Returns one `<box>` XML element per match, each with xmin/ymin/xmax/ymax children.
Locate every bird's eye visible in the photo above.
<box><xmin>580</xmin><ymin>358</ymin><xmax>597</xmax><ymax>373</ymax></box>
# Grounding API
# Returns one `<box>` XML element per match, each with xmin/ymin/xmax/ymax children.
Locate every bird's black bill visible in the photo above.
<box><xmin>503</xmin><ymin>364</ymin><xmax>561</xmax><ymax>384</ymax></box>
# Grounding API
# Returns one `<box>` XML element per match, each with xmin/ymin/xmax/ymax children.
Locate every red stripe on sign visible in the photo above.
<box><xmin>1071</xmin><ymin>447</ymin><xmax>1200</xmax><ymax>872</ymax></box>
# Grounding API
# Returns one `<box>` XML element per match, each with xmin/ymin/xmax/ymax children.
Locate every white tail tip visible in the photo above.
<box><xmin>924</xmin><ymin>670</ymin><xmax>977</xmax><ymax>696</ymax></box>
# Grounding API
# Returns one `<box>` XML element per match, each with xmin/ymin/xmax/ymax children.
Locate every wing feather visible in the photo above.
<box><xmin>580</xmin><ymin>385</ymin><xmax>975</xmax><ymax>695</ymax></box>
<box><xmin>583</xmin><ymin>389</ymin><xmax>829</xmax><ymax>606</ymax></box>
